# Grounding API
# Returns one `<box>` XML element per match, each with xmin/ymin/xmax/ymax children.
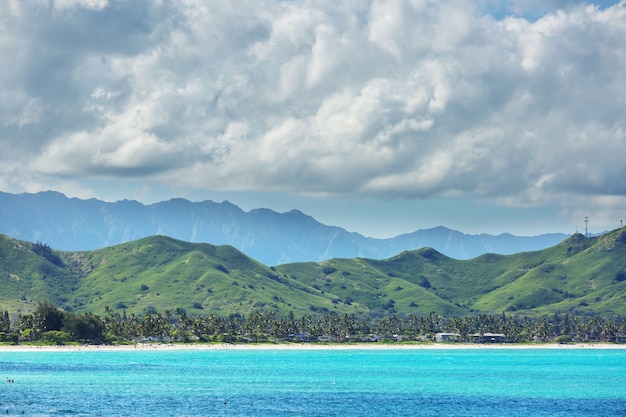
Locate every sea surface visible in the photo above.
<box><xmin>1</xmin><ymin>347</ymin><xmax>625</xmax><ymax>416</ymax></box>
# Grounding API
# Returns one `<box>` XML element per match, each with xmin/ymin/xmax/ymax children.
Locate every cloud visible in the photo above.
<box><xmin>1</xmin><ymin>0</ymin><xmax>625</xmax><ymax>216</ymax></box>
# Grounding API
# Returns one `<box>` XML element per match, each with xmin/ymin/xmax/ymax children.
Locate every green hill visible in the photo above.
<box><xmin>1</xmin><ymin>229</ymin><xmax>625</xmax><ymax>317</ymax></box>
<box><xmin>276</xmin><ymin>230</ymin><xmax>626</xmax><ymax>317</ymax></box>
<box><xmin>0</xmin><ymin>235</ymin><xmax>350</xmax><ymax>317</ymax></box>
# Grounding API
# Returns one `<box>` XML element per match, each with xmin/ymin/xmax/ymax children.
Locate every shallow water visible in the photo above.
<box><xmin>1</xmin><ymin>348</ymin><xmax>625</xmax><ymax>416</ymax></box>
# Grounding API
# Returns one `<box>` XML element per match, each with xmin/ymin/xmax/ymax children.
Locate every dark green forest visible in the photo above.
<box><xmin>2</xmin><ymin>301</ymin><xmax>624</xmax><ymax>346</ymax></box>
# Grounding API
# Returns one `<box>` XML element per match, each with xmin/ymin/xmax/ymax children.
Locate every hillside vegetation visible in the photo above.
<box><xmin>1</xmin><ymin>228</ymin><xmax>625</xmax><ymax>318</ymax></box>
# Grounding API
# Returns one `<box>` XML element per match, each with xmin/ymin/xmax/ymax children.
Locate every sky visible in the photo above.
<box><xmin>1</xmin><ymin>0</ymin><xmax>625</xmax><ymax>238</ymax></box>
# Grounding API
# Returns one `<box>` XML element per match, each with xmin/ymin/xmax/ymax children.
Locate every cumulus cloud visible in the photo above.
<box><xmin>1</xmin><ymin>0</ymin><xmax>625</xmax><ymax>219</ymax></box>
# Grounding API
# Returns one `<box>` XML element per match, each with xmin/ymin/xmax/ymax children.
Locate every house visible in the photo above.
<box><xmin>435</xmin><ymin>333</ymin><xmax>460</xmax><ymax>343</ymax></box>
<box><xmin>484</xmin><ymin>333</ymin><xmax>505</xmax><ymax>343</ymax></box>
<box><xmin>363</xmin><ymin>334</ymin><xmax>383</xmax><ymax>342</ymax></box>
<box><xmin>471</xmin><ymin>333</ymin><xmax>506</xmax><ymax>343</ymax></box>
<box><xmin>289</xmin><ymin>333</ymin><xmax>309</xmax><ymax>342</ymax></box>
<box><xmin>317</xmin><ymin>335</ymin><xmax>333</xmax><ymax>342</ymax></box>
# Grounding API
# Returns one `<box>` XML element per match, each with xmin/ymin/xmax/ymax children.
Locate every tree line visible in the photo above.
<box><xmin>1</xmin><ymin>302</ymin><xmax>625</xmax><ymax>345</ymax></box>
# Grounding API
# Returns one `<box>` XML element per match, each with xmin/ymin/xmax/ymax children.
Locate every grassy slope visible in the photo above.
<box><xmin>471</xmin><ymin>231</ymin><xmax>626</xmax><ymax>315</ymax></box>
<box><xmin>66</xmin><ymin>236</ymin><xmax>359</xmax><ymax>317</ymax></box>
<box><xmin>1</xmin><ymin>229</ymin><xmax>625</xmax><ymax>317</ymax></box>
<box><xmin>277</xmin><ymin>230</ymin><xmax>626</xmax><ymax>317</ymax></box>
<box><xmin>0</xmin><ymin>235</ymin><xmax>81</xmax><ymax>312</ymax></box>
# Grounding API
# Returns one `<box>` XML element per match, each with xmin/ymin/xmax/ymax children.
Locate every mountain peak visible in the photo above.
<box><xmin>0</xmin><ymin>191</ymin><xmax>569</xmax><ymax>264</ymax></box>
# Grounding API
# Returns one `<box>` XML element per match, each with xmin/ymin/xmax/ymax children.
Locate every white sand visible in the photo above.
<box><xmin>1</xmin><ymin>342</ymin><xmax>624</xmax><ymax>352</ymax></box>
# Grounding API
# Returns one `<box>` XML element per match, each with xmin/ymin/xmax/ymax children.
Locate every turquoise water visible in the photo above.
<box><xmin>1</xmin><ymin>348</ymin><xmax>625</xmax><ymax>416</ymax></box>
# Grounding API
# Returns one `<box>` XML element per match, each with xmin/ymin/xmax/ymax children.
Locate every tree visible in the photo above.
<box><xmin>33</xmin><ymin>301</ymin><xmax>65</xmax><ymax>335</ymax></box>
<box><xmin>32</xmin><ymin>242</ymin><xmax>64</xmax><ymax>267</ymax></box>
<box><xmin>0</xmin><ymin>311</ymin><xmax>10</xmax><ymax>333</ymax></box>
<box><xmin>63</xmin><ymin>313</ymin><xmax>106</xmax><ymax>344</ymax></box>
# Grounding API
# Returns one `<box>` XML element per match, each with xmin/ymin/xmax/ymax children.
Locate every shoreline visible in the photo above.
<box><xmin>1</xmin><ymin>342</ymin><xmax>625</xmax><ymax>352</ymax></box>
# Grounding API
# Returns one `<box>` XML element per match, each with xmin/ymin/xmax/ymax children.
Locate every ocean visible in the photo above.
<box><xmin>1</xmin><ymin>347</ymin><xmax>625</xmax><ymax>416</ymax></box>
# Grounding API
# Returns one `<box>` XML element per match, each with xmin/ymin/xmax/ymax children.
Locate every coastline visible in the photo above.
<box><xmin>1</xmin><ymin>342</ymin><xmax>625</xmax><ymax>352</ymax></box>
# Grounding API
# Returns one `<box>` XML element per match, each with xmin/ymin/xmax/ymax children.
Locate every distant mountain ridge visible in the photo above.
<box><xmin>0</xmin><ymin>191</ymin><xmax>568</xmax><ymax>265</ymax></box>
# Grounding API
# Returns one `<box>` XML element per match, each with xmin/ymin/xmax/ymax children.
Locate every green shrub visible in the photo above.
<box><xmin>0</xmin><ymin>332</ymin><xmax>18</xmax><ymax>344</ymax></box>
<box><xmin>554</xmin><ymin>335</ymin><xmax>572</xmax><ymax>344</ymax></box>
<box><xmin>43</xmin><ymin>330</ymin><xmax>71</xmax><ymax>345</ymax></box>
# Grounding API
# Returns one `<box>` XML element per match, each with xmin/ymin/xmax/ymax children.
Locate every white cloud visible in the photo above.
<box><xmin>1</xmin><ymin>0</ymin><xmax>625</xmax><ymax>231</ymax></box>
<box><xmin>52</xmin><ymin>0</ymin><xmax>109</xmax><ymax>11</ymax></box>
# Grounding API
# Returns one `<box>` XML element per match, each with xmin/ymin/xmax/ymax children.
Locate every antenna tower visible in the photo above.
<box><xmin>584</xmin><ymin>217</ymin><xmax>589</xmax><ymax>238</ymax></box>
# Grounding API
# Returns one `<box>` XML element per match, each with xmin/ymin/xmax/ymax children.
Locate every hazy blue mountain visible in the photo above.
<box><xmin>0</xmin><ymin>191</ymin><xmax>568</xmax><ymax>265</ymax></box>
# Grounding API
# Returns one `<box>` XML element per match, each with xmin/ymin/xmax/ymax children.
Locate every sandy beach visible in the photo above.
<box><xmin>1</xmin><ymin>342</ymin><xmax>624</xmax><ymax>352</ymax></box>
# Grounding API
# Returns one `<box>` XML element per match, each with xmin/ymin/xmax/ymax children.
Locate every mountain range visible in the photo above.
<box><xmin>1</xmin><ymin>228</ymin><xmax>625</xmax><ymax>317</ymax></box>
<box><xmin>0</xmin><ymin>191</ymin><xmax>568</xmax><ymax>265</ymax></box>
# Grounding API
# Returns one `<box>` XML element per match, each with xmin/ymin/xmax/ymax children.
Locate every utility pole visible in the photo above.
<box><xmin>584</xmin><ymin>217</ymin><xmax>589</xmax><ymax>238</ymax></box>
